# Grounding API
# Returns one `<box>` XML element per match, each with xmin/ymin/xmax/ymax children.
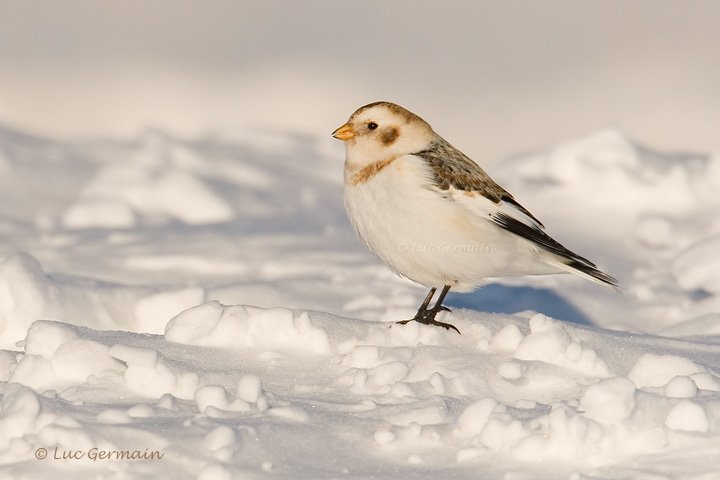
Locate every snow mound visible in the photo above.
<box><xmin>0</xmin><ymin>252</ymin><xmax>206</xmax><ymax>349</ymax></box>
<box><xmin>673</xmin><ymin>234</ymin><xmax>720</xmax><ymax>295</ymax></box>
<box><xmin>62</xmin><ymin>133</ymin><xmax>234</xmax><ymax>228</ymax></box>
<box><xmin>502</xmin><ymin>129</ymin><xmax>720</xmax><ymax>215</ymax></box>
<box><xmin>55</xmin><ymin>130</ymin><xmax>343</xmax><ymax>230</ymax></box>
<box><xmin>165</xmin><ymin>301</ymin><xmax>331</xmax><ymax>354</ymax></box>
<box><xmin>2</xmin><ymin>306</ymin><xmax>720</xmax><ymax>479</ymax></box>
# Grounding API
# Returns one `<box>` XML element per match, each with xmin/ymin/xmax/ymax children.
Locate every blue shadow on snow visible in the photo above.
<box><xmin>444</xmin><ymin>284</ymin><xmax>594</xmax><ymax>327</ymax></box>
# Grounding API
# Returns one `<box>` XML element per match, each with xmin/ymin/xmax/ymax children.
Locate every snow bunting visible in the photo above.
<box><xmin>333</xmin><ymin>101</ymin><xmax>618</xmax><ymax>333</ymax></box>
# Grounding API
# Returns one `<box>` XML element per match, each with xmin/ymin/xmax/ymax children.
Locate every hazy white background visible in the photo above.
<box><xmin>1</xmin><ymin>0</ymin><xmax>719</xmax><ymax>164</ymax></box>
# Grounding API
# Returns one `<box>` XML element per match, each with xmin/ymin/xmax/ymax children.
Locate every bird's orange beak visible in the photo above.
<box><xmin>332</xmin><ymin>123</ymin><xmax>354</xmax><ymax>140</ymax></box>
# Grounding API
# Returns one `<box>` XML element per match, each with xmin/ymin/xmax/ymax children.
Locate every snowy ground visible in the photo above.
<box><xmin>1</xmin><ymin>124</ymin><xmax>720</xmax><ymax>479</ymax></box>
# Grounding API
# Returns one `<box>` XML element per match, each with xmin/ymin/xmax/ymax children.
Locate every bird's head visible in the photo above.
<box><xmin>332</xmin><ymin>101</ymin><xmax>435</xmax><ymax>167</ymax></box>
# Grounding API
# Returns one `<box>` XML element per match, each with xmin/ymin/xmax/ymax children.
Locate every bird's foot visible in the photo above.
<box><xmin>394</xmin><ymin>306</ymin><xmax>460</xmax><ymax>334</ymax></box>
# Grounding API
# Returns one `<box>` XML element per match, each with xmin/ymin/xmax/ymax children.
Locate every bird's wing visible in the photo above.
<box><xmin>413</xmin><ymin>139</ymin><xmax>611</xmax><ymax>275</ymax></box>
<box><xmin>413</xmin><ymin>138</ymin><xmax>544</xmax><ymax>230</ymax></box>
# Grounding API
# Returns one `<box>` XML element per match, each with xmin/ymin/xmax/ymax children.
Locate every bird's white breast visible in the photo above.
<box><xmin>343</xmin><ymin>154</ymin><xmax>559</xmax><ymax>292</ymax></box>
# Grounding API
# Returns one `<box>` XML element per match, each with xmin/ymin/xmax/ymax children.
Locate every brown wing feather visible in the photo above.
<box><xmin>413</xmin><ymin>139</ymin><xmax>544</xmax><ymax>227</ymax></box>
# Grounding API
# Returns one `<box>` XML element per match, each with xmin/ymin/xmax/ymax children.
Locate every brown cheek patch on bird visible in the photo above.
<box><xmin>349</xmin><ymin>157</ymin><xmax>398</xmax><ymax>186</ymax></box>
<box><xmin>380</xmin><ymin>127</ymin><xmax>400</xmax><ymax>145</ymax></box>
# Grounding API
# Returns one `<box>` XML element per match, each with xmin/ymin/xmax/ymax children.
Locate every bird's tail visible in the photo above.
<box><xmin>551</xmin><ymin>256</ymin><xmax>620</xmax><ymax>292</ymax></box>
<box><xmin>490</xmin><ymin>211</ymin><xmax>619</xmax><ymax>291</ymax></box>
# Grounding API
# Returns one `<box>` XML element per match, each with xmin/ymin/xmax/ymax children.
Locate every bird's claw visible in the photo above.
<box><xmin>423</xmin><ymin>319</ymin><xmax>461</xmax><ymax>334</ymax></box>
<box><xmin>392</xmin><ymin>313</ymin><xmax>461</xmax><ymax>335</ymax></box>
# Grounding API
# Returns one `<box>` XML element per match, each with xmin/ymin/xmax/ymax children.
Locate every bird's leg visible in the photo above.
<box><xmin>395</xmin><ymin>285</ymin><xmax>460</xmax><ymax>334</ymax></box>
<box><xmin>418</xmin><ymin>287</ymin><xmax>437</xmax><ymax>311</ymax></box>
<box><xmin>395</xmin><ymin>287</ymin><xmax>435</xmax><ymax>327</ymax></box>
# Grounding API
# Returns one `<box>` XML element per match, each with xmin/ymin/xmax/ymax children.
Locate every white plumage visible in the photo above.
<box><xmin>333</xmin><ymin>101</ymin><xmax>617</xmax><ymax>333</ymax></box>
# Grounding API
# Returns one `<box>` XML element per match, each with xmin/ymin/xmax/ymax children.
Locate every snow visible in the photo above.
<box><xmin>673</xmin><ymin>234</ymin><xmax>720</xmax><ymax>294</ymax></box>
<box><xmin>1</xmin><ymin>124</ymin><xmax>720</xmax><ymax>479</ymax></box>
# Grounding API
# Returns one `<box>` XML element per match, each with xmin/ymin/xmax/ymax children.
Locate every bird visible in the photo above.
<box><xmin>332</xmin><ymin>101</ymin><xmax>618</xmax><ymax>334</ymax></box>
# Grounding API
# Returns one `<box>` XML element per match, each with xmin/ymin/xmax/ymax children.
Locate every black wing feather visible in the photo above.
<box><xmin>492</xmin><ymin>212</ymin><xmax>618</xmax><ymax>288</ymax></box>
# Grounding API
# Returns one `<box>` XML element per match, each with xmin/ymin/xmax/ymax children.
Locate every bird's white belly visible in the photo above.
<box><xmin>344</xmin><ymin>160</ymin><xmax>559</xmax><ymax>292</ymax></box>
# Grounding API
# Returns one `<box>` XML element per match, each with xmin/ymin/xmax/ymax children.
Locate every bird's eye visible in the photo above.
<box><xmin>367</xmin><ymin>122</ymin><xmax>378</xmax><ymax>130</ymax></box>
